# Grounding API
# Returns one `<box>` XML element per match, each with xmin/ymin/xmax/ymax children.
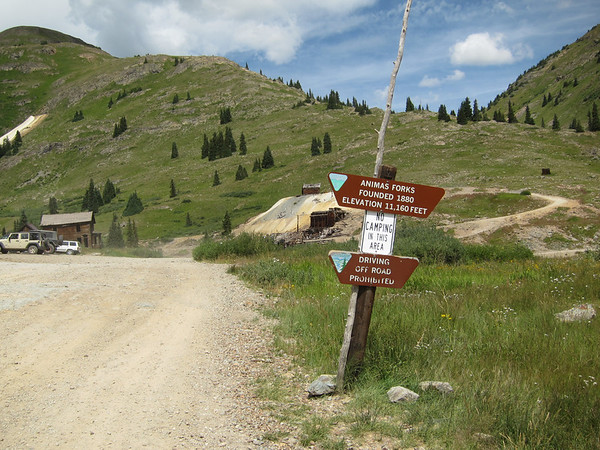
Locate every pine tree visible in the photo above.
<box><xmin>472</xmin><ymin>99</ymin><xmax>481</xmax><ymax>121</ymax></box>
<box><xmin>235</xmin><ymin>165</ymin><xmax>248</xmax><ymax>181</ymax></box>
<box><xmin>170</xmin><ymin>179</ymin><xmax>177</xmax><ymax>197</ymax></box>
<box><xmin>12</xmin><ymin>131</ymin><xmax>22</xmax><ymax>154</ymax></box>
<box><xmin>112</xmin><ymin>117</ymin><xmax>128</xmax><ymax>138</ymax></box>
<box><xmin>171</xmin><ymin>141</ymin><xmax>179</xmax><ymax>159</ymax></box>
<box><xmin>589</xmin><ymin>103</ymin><xmax>600</xmax><ymax>131</ymax></box>
<box><xmin>0</xmin><ymin>137</ymin><xmax>10</xmax><ymax>158</ymax></box>
<box><xmin>49</xmin><ymin>197</ymin><xmax>58</xmax><ymax>214</ymax></box>
<box><xmin>123</xmin><ymin>192</ymin><xmax>144</xmax><ymax>216</ymax></box>
<box><xmin>212</xmin><ymin>170</ymin><xmax>221</xmax><ymax>186</ymax></box>
<box><xmin>541</xmin><ymin>117</ymin><xmax>546</xmax><ymax>128</ymax></box>
<box><xmin>13</xmin><ymin>210</ymin><xmax>28</xmax><ymax>231</ymax></box>
<box><xmin>552</xmin><ymin>114</ymin><xmax>560</xmax><ymax>130</ymax></box>
<box><xmin>405</xmin><ymin>97</ymin><xmax>415</xmax><ymax>112</ymax></box>
<box><xmin>224</xmin><ymin>127</ymin><xmax>236</xmax><ymax>154</ymax></box>
<box><xmin>126</xmin><ymin>219</ymin><xmax>138</xmax><ymax>247</ymax></box>
<box><xmin>261</xmin><ymin>146</ymin><xmax>274</xmax><ymax>168</ymax></box>
<box><xmin>82</xmin><ymin>179</ymin><xmax>103</xmax><ymax>213</ymax></box>
<box><xmin>437</xmin><ymin>104</ymin><xmax>450</xmax><ymax>122</ymax></box>
<box><xmin>108</xmin><ymin>97</ymin><xmax>114</xmax><ymax>108</ymax></box>
<box><xmin>72</xmin><ymin>110</ymin><xmax>84</xmax><ymax>122</ymax></box>
<box><xmin>456</xmin><ymin>97</ymin><xmax>472</xmax><ymax>125</ymax></box>
<box><xmin>239</xmin><ymin>132</ymin><xmax>247</xmax><ymax>155</ymax></box>
<box><xmin>172</xmin><ymin>93</ymin><xmax>179</xmax><ymax>104</ymax></box>
<box><xmin>524</xmin><ymin>105</ymin><xmax>535</xmax><ymax>125</ymax></box>
<box><xmin>507</xmin><ymin>100</ymin><xmax>518</xmax><ymax>123</ymax></box>
<box><xmin>323</xmin><ymin>132</ymin><xmax>332</xmax><ymax>154</ymax></box>
<box><xmin>220</xmin><ymin>107</ymin><xmax>232</xmax><ymax>124</ymax></box>
<box><xmin>186</xmin><ymin>92</ymin><xmax>191</xmax><ymax>101</ymax></box>
<box><xmin>201</xmin><ymin>134</ymin><xmax>210</xmax><ymax>159</ymax></box>
<box><xmin>107</xmin><ymin>214</ymin><xmax>124</xmax><ymax>248</ymax></box>
<box><xmin>493</xmin><ymin>110</ymin><xmax>505</xmax><ymax>122</ymax></box>
<box><xmin>222</xmin><ymin>211</ymin><xmax>232</xmax><ymax>236</ymax></box>
<box><xmin>310</xmin><ymin>137</ymin><xmax>320</xmax><ymax>156</ymax></box>
<box><xmin>103</xmin><ymin>179</ymin><xmax>117</xmax><ymax>204</ymax></box>
<box><xmin>542</xmin><ymin>94</ymin><xmax>547</xmax><ymax>107</ymax></box>
<box><xmin>252</xmin><ymin>158</ymin><xmax>261</xmax><ymax>172</ymax></box>
<box><xmin>185</xmin><ymin>212</ymin><xmax>192</xmax><ymax>227</ymax></box>
<box><xmin>326</xmin><ymin>90</ymin><xmax>343</xmax><ymax>110</ymax></box>
<box><xmin>575</xmin><ymin>120</ymin><xmax>584</xmax><ymax>133</ymax></box>
<box><xmin>208</xmin><ymin>132</ymin><xmax>218</xmax><ymax>161</ymax></box>
<box><xmin>569</xmin><ymin>118</ymin><xmax>578</xmax><ymax>129</ymax></box>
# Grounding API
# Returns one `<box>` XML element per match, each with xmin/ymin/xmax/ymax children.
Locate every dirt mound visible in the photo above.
<box><xmin>235</xmin><ymin>192</ymin><xmax>353</xmax><ymax>235</ymax></box>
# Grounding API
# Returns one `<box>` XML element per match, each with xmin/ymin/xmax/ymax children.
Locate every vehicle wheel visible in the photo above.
<box><xmin>27</xmin><ymin>245</ymin><xmax>39</xmax><ymax>255</ymax></box>
<box><xmin>0</xmin><ymin>245</ymin><xmax>6</xmax><ymax>254</ymax></box>
<box><xmin>46</xmin><ymin>243</ymin><xmax>56</xmax><ymax>254</ymax></box>
<box><xmin>66</xmin><ymin>249</ymin><xmax>74</xmax><ymax>255</ymax></box>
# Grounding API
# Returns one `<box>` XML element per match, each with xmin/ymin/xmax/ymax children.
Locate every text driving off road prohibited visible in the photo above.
<box><xmin>328</xmin><ymin>172</ymin><xmax>445</xmax><ymax>218</ymax></box>
<box><xmin>329</xmin><ymin>251</ymin><xmax>419</xmax><ymax>289</ymax></box>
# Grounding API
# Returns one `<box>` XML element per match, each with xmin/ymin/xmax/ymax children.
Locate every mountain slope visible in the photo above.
<box><xmin>488</xmin><ymin>24</ymin><xmax>600</xmax><ymax>127</ymax></box>
<box><xmin>0</xmin><ymin>26</ymin><xmax>599</xmax><ymax>245</ymax></box>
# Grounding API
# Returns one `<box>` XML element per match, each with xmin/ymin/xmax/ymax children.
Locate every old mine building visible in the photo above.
<box><xmin>40</xmin><ymin>211</ymin><xmax>102</xmax><ymax>248</ymax></box>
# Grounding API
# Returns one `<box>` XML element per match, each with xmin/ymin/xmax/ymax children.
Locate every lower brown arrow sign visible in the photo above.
<box><xmin>329</xmin><ymin>251</ymin><xmax>419</xmax><ymax>289</ymax></box>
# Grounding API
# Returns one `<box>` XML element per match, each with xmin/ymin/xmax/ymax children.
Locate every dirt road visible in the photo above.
<box><xmin>446</xmin><ymin>192</ymin><xmax>579</xmax><ymax>240</ymax></box>
<box><xmin>0</xmin><ymin>254</ymin><xmax>278</xmax><ymax>448</ymax></box>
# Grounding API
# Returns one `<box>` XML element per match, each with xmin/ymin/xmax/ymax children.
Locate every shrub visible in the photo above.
<box><xmin>463</xmin><ymin>243</ymin><xmax>533</xmax><ymax>262</ymax></box>
<box><xmin>394</xmin><ymin>222</ymin><xmax>464</xmax><ymax>264</ymax></box>
<box><xmin>192</xmin><ymin>232</ymin><xmax>279</xmax><ymax>261</ymax></box>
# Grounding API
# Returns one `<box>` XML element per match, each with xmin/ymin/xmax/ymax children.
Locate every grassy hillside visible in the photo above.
<box><xmin>0</xmin><ymin>26</ymin><xmax>599</xmax><ymax>246</ymax></box>
<box><xmin>488</xmin><ymin>24</ymin><xmax>600</xmax><ymax>127</ymax></box>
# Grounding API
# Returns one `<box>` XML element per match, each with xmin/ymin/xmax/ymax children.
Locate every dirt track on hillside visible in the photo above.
<box><xmin>0</xmin><ymin>254</ymin><xmax>284</xmax><ymax>449</ymax></box>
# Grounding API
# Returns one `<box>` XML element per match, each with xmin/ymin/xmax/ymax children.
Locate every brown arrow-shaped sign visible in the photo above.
<box><xmin>329</xmin><ymin>251</ymin><xmax>419</xmax><ymax>289</ymax></box>
<box><xmin>328</xmin><ymin>172</ymin><xmax>445</xmax><ymax>218</ymax></box>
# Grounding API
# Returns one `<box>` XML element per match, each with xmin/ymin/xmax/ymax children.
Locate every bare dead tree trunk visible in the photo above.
<box><xmin>336</xmin><ymin>0</ymin><xmax>413</xmax><ymax>393</ymax></box>
<box><xmin>373</xmin><ymin>0</ymin><xmax>413</xmax><ymax>177</ymax></box>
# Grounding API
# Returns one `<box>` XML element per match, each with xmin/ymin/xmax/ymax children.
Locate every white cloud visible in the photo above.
<box><xmin>450</xmin><ymin>32</ymin><xmax>517</xmax><ymax>66</ymax></box>
<box><xmin>418</xmin><ymin>70</ymin><xmax>464</xmax><ymax>88</ymax></box>
<box><xmin>446</xmin><ymin>69</ymin><xmax>465</xmax><ymax>81</ymax></box>
<box><xmin>66</xmin><ymin>0</ymin><xmax>375</xmax><ymax>63</ymax></box>
<box><xmin>493</xmin><ymin>2</ymin><xmax>514</xmax><ymax>14</ymax></box>
<box><xmin>419</xmin><ymin>75</ymin><xmax>441</xmax><ymax>87</ymax></box>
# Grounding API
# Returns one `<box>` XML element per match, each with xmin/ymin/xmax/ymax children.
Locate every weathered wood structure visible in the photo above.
<box><xmin>302</xmin><ymin>183</ymin><xmax>321</xmax><ymax>195</ymax></box>
<box><xmin>40</xmin><ymin>211</ymin><xmax>102</xmax><ymax>248</ymax></box>
<box><xmin>310</xmin><ymin>208</ymin><xmax>345</xmax><ymax>229</ymax></box>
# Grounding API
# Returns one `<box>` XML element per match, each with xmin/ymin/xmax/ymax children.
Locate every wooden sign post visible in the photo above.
<box><xmin>333</xmin><ymin>0</ymin><xmax>417</xmax><ymax>392</ymax></box>
<box><xmin>330</xmin><ymin>167</ymin><xmax>445</xmax><ymax>389</ymax></box>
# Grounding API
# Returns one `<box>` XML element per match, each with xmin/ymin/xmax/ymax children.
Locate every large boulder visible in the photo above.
<box><xmin>307</xmin><ymin>374</ymin><xmax>336</xmax><ymax>397</ymax></box>
<box><xmin>387</xmin><ymin>386</ymin><xmax>419</xmax><ymax>403</ymax></box>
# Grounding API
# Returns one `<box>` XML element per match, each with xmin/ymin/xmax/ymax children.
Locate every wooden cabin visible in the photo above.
<box><xmin>40</xmin><ymin>211</ymin><xmax>102</xmax><ymax>248</ymax></box>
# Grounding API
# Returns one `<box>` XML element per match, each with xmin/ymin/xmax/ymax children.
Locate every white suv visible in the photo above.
<box><xmin>56</xmin><ymin>240</ymin><xmax>81</xmax><ymax>255</ymax></box>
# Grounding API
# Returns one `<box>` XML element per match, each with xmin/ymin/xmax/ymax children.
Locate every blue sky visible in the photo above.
<box><xmin>1</xmin><ymin>0</ymin><xmax>598</xmax><ymax>112</ymax></box>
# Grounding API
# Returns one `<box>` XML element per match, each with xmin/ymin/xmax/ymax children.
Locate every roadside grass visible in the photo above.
<box><xmin>216</xmin><ymin>228</ymin><xmax>600</xmax><ymax>448</ymax></box>
<box><xmin>435</xmin><ymin>192</ymin><xmax>547</xmax><ymax>220</ymax></box>
<box><xmin>96</xmin><ymin>246</ymin><xmax>163</xmax><ymax>258</ymax></box>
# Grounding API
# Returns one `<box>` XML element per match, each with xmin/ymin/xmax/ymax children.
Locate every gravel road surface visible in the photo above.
<box><xmin>0</xmin><ymin>254</ymin><xmax>280</xmax><ymax>448</ymax></box>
